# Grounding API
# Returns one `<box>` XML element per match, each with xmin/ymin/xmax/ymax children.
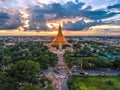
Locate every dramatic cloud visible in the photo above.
<box><xmin>0</xmin><ymin>1</ymin><xmax>120</xmax><ymax>31</ymax></box>
<box><xmin>28</xmin><ymin>6</ymin><xmax>49</xmax><ymax>30</ymax></box>
<box><xmin>0</xmin><ymin>12</ymin><xmax>9</xmax><ymax>25</ymax></box>
<box><xmin>107</xmin><ymin>4</ymin><xmax>120</xmax><ymax>9</ymax></box>
<box><xmin>0</xmin><ymin>9</ymin><xmax>22</xmax><ymax>30</ymax></box>
<box><xmin>27</xmin><ymin>1</ymin><xmax>92</xmax><ymax>30</ymax></box>
<box><xmin>27</xmin><ymin>1</ymin><xmax>120</xmax><ymax>30</ymax></box>
<box><xmin>82</xmin><ymin>10</ymin><xmax>119</xmax><ymax>20</ymax></box>
<box><xmin>63</xmin><ymin>19</ymin><xmax>102</xmax><ymax>30</ymax></box>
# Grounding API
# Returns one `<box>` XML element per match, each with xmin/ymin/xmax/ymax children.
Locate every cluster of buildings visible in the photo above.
<box><xmin>0</xmin><ymin>33</ymin><xmax>119</xmax><ymax>48</ymax></box>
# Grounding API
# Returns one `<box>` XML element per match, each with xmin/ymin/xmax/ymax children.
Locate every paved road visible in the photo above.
<box><xmin>43</xmin><ymin>70</ymin><xmax>120</xmax><ymax>75</ymax></box>
<box><xmin>43</xmin><ymin>69</ymin><xmax>120</xmax><ymax>90</ymax></box>
<box><xmin>42</xmin><ymin>50</ymin><xmax>120</xmax><ymax>90</ymax></box>
<box><xmin>56</xmin><ymin>50</ymin><xmax>68</xmax><ymax>90</ymax></box>
<box><xmin>43</xmin><ymin>50</ymin><xmax>68</xmax><ymax>90</ymax></box>
<box><xmin>70</xmin><ymin>70</ymin><xmax>120</xmax><ymax>75</ymax></box>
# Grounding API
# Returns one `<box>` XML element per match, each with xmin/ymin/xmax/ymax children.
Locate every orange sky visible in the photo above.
<box><xmin>0</xmin><ymin>0</ymin><xmax>120</xmax><ymax>36</ymax></box>
<box><xmin>0</xmin><ymin>27</ymin><xmax>119</xmax><ymax>36</ymax></box>
<box><xmin>0</xmin><ymin>10</ymin><xmax>120</xmax><ymax>36</ymax></box>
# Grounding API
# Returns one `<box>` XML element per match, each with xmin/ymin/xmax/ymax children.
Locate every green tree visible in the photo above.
<box><xmin>0</xmin><ymin>75</ymin><xmax>17</xmax><ymax>90</ymax></box>
<box><xmin>113</xmin><ymin>59</ymin><xmax>120</xmax><ymax>69</ymax></box>
<box><xmin>2</xmin><ymin>56</ymin><xmax>12</xmax><ymax>70</ymax></box>
<box><xmin>10</xmin><ymin>60</ymin><xmax>40</xmax><ymax>82</ymax></box>
<box><xmin>20</xmin><ymin>82</ymin><xmax>41</xmax><ymax>90</ymax></box>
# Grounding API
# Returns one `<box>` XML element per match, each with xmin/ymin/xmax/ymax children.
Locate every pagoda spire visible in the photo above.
<box><xmin>50</xmin><ymin>24</ymin><xmax>70</xmax><ymax>46</ymax></box>
<box><xmin>58</xmin><ymin>24</ymin><xmax>63</xmax><ymax>36</ymax></box>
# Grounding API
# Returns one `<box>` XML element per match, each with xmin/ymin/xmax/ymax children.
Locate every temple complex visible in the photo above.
<box><xmin>49</xmin><ymin>25</ymin><xmax>72</xmax><ymax>51</ymax></box>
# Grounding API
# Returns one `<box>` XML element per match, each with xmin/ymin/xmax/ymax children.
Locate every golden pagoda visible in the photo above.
<box><xmin>50</xmin><ymin>25</ymin><xmax>71</xmax><ymax>50</ymax></box>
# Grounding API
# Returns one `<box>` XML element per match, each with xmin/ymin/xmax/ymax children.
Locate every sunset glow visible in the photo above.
<box><xmin>0</xmin><ymin>0</ymin><xmax>120</xmax><ymax>36</ymax></box>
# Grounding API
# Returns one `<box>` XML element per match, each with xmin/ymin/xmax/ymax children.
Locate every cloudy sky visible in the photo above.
<box><xmin>0</xmin><ymin>0</ymin><xmax>120</xmax><ymax>36</ymax></box>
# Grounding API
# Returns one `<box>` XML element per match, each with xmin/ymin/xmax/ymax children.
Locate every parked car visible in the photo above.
<box><xmin>80</xmin><ymin>72</ymin><xmax>88</xmax><ymax>75</ymax></box>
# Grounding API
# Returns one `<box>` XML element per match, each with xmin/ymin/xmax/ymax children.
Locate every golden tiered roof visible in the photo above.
<box><xmin>50</xmin><ymin>25</ymin><xmax>70</xmax><ymax>46</ymax></box>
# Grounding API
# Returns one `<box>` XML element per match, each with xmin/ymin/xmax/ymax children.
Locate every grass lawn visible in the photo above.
<box><xmin>67</xmin><ymin>75</ymin><xmax>120</xmax><ymax>90</ymax></box>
